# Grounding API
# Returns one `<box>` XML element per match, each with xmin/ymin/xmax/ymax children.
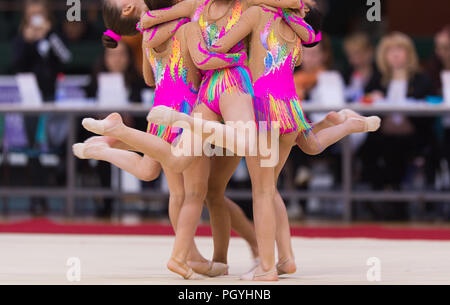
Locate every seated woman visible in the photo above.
<box><xmin>360</xmin><ymin>32</ymin><xmax>434</xmax><ymax>200</ymax></box>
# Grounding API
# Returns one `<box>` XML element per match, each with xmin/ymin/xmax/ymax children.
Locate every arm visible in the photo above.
<box><xmin>279</xmin><ymin>8</ymin><xmax>315</xmax><ymax>44</ymax></box>
<box><xmin>185</xmin><ymin>23</ymin><xmax>247</xmax><ymax>70</ymax></box>
<box><xmin>142</xmin><ymin>18</ymin><xmax>190</xmax><ymax>49</ymax></box>
<box><xmin>142</xmin><ymin>45</ymin><xmax>155</xmax><ymax>87</ymax></box>
<box><xmin>138</xmin><ymin>0</ymin><xmax>197</xmax><ymax>31</ymax></box>
<box><xmin>247</xmin><ymin>0</ymin><xmax>302</xmax><ymax>9</ymax></box>
<box><xmin>210</xmin><ymin>6</ymin><xmax>259</xmax><ymax>53</ymax></box>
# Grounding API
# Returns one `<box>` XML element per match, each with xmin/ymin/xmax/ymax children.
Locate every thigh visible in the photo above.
<box><xmin>192</xmin><ymin>102</ymin><xmax>222</xmax><ymax>122</ymax></box>
<box><xmin>275</xmin><ymin>132</ymin><xmax>298</xmax><ymax>181</ymax></box>
<box><xmin>162</xmin><ymin>165</ymin><xmax>185</xmax><ymax>196</ymax></box>
<box><xmin>219</xmin><ymin>91</ymin><xmax>255</xmax><ymax>124</ymax></box>
<box><xmin>208</xmin><ymin>155</ymin><xmax>242</xmax><ymax>192</ymax></box>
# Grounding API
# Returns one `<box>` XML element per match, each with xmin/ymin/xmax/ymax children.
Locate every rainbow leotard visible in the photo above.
<box><xmin>253</xmin><ymin>11</ymin><xmax>312</xmax><ymax>135</ymax></box>
<box><xmin>194</xmin><ymin>0</ymin><xmax>254</xmax><ymax>115</ymax></box>
<box><xmin>146</xmin><ymin>35</ymin><xmax>198</xmax><ymax>144</ymax></box>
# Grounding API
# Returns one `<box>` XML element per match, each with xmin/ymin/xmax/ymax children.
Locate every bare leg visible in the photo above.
<box><xmin>73</xmin><ymin>143</ymin><xmax>162</xmax><ymax>182</ymax></box>
<box><xmin>274</xmin><ymin>132</ymin><xmax>299</xmax><ymax>275</ymax></box>
<box><xmin>205</xmin><ymin>155</ymin><xmax>238</xmax><ymax>264</ymax></box>
<box><xmin>167</xmin><ymin>105</ymin><xmax>229</xmax><ymax>279</ymax></box>
<box><xmin>147</xmin><ymin>105</ymin><xmax>251</xmax><ymax>154</ymax></box>
<box><xmin>85</xmin><ymin>136</ymin><xmax>136</xmax><ymax>151</ymax></box>
<box><xmin>298</xmin><ymin>117</ymin><xmax>381</xmax><ymax>155</ymax></box>
<box><xmin>167</xmin><ymin>156</ymin><xmax>211</xmax><ymax>279</ymax></box>
<box><xmin>162</xmin><ymin>167</ymin><xmax>214</xmax><ymax>272</ymax></box>
<box><xmin>311</xmin><ymin>111</ymin><xmax>346</xmax><ymax>134</ymax></box>
<box><xmin>227</xmin><ymin>196</ymin><xmax>259</xmax><ymax>259</ymax></box>
<box><xmin>219</xmin><ymin>91</ymin><xmax>278</xmax><ymax>281</ymax></box>
<box><xmin>81</xmin><ymin>113</ymin><xmax>195</xmax><ymax>173</ymax></box>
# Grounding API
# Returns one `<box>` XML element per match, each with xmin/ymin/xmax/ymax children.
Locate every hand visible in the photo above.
<box><xmin>138</xmin><ymin>11</ymin><xmax>157</xmax><ymax>32</ymax></box>
<box><xmin>299</xmin><ymin>7</ymin><xmax>306</xmax><ymax>18</ymax></box>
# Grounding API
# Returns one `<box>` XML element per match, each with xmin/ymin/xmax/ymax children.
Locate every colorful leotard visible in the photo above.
<box><xmin>252</xmin><ymin>9</ymin><xmax>312</xmax><ymax>135</ymax></box>
<box><xmin>146</xmin><ymin>33</ymin><xmax>198</xmax><ymax>144</ymax></box>
<box><xmin>194</xmin><ymin>0</ymin><xmax>254</xmax><ymax>115</ymax></box>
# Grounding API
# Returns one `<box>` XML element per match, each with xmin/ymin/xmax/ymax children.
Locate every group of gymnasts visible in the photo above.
<box><xmin>72</xmin><ymin>0</ymin><xmax>381</xmax><ymax>281</ymax></box>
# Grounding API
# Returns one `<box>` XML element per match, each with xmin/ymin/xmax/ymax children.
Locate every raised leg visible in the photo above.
<box><xmin>298</xmin><ymin>116</ymin><xmax>381</xmax><ymax>155</ymax></box>
<box><xmin>81</xmin><ymin>113</ymin><xmax>195</xmax><ymax>173</ymax></box>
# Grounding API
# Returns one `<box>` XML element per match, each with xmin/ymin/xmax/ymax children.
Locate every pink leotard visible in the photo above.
<box><xmin>252</xmin><ymin>8</ymin><xmax>312</xmax><ymax>134</ymax></box>
<box><xmin>194</xmin><ymin>0</ymin><xmax>254</xmax><ymax>116</ymax></box>
<box><xmin>145</xmin><ymin>21</ymin><xmax>199</xmax><ymax>144</ymax></box>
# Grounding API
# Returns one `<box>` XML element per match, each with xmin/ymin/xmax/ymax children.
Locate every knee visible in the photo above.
<box><xmin>205</xmin><ymin>185</ymin><xmax>225</xmax><ymax>204</ymax></box>
<box><xmin>251</xmin><ymin>183</ymin><xmax>276</xmax><ymax>199</ymax></box>
<box><xmin>300</xmin><ymin>139</ymin><xmax>323</xmax><ymax>156</ymax></box>
<box><xmin>139</xmin><ymin>170</ymin><xmax>161</xmax><ymax>182</ymax></box>
<box><xmin>169</xmin><ymin>191</ymin><xmax>185</xmax><ymax>207</ymax></box>
<box><xmin>184</xmin><ymin>183</ymin><xmax>208</xmax><ymax>203</ymax></box>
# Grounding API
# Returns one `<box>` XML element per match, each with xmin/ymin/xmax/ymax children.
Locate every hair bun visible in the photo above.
<box><xmin>305</xmin><ymin>8</ymin><xmax>323</xmax><ymax>34</ymax></box>
<box><xmin>102</xmin><ymin>34</ymin><xmax>118</xmax><ymax>48</ymax></box>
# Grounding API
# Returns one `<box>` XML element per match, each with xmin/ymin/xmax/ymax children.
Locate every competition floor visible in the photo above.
<box><xmin>1</xmin><ymin>233</ymin><xmax>450</xmax><ymax>285</ymax></box>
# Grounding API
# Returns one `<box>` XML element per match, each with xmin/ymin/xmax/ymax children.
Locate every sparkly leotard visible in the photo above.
<box><xmin>145</xmin><ymin>21</ymin><xmax>199</xmax><ymax>144</ymax></box>
<box><xmin>194</xmin><ymin>0</ymin><xmax>254</xmax><ymax>115</ymax></box>
<box><xmin>252</xmin><ymin>9</ymin><xmax>312</xmax><ymax>134</ymax></box>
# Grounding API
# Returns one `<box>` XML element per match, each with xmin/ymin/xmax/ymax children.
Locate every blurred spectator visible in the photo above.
<box><xmin>122</xmin><ymin>35</ymin><xmax>144</xmax><ymax>75</ymax></box>
<box><xmin>426</xmin><ymin>26</ymin><xmax>450</xmax><ymax>192</ymax></box>
<box><xmin>342</xmin><ymin>32</ymin><xmax>382</xmax><ymax>103</ymax></box>
<box><xmin>294</xmin><ymin>34</ymin><xmax>333</xmax><ymax>100</ymax></box>
<box><xmin>425</xmin><ymin>25</ymin><xmax>450</xmax><ymax>96</ymax></box>
<box><xmin>85</xmin><ymin>40</ymin><xmax>146</xmax><ymax>102</ymax></box>
<box><xmin>12</xmin><ymin>0</ymin><xmax>71</xmax><ymax>101</ymax></box>
<box><xmin>61</xmin><ymin>20</ymin><xmax>97</xmax><ymax>43</ymax></box>
<box><xmin>358</xmin><ymin>32</ymin><xmax>435</xmax><ymax>219</ymax></box>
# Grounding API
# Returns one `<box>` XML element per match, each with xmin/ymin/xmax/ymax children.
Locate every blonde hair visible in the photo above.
<box><xmin>376</xmin><ymin>32</ymin><xmax>419</xmax><ymax>85</ymax></box>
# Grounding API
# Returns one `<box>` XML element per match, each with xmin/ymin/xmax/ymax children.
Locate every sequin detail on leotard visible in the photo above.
<box><xmin>253</xmin><ymin>12</ymin><xmax>311</xmax><ymax>135</ymax></box>
<box><xmin>146</xmin><ymin>35</ymin><xmax>198</xmax><ymax>143</ymax></box>
<box><xmin>194</xmin><ymin>0</ymin><xmax>253</xmax><ymax>115</ymax></box>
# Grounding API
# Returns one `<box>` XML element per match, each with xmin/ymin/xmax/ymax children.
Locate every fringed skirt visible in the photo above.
<box><xmin>253</xmin><ymin>93</ymin><xmax>312</xmax><ymax>135</ymax></box>
<box><xmin>197</xmin><ymin>66</ymin><xmax>254</xmax><ymax>115</ymax></box>
<box><xmin>148</xmin><ymin>90</ymin><xmax>196</xmax><ymax>144</ymax></box>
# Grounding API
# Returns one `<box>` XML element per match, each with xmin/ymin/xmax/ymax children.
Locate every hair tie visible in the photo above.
<box><xmin>104</xmin><ymin>29</ymin><xmax>122</xmax><ymax>42</ymax></box>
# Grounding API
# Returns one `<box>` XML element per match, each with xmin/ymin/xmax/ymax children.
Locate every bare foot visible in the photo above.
<box><xmin>188</xmin><ymin>260</ymin><xmax>229</xmax><ymax>277</ymax></box>
<box><xmin>167</xmin><ymin>258</ymin><xmax>205</xmax><ymax>280</ymax></box>
<box><xmin>72</xmin><ymin>142</ymin><xmax>109</xmax><ymax>160</ymax></box>
<box><xmin>241</xmin><ymin>265</ymin><xmax>278</xmax><ymax>282</ymax></box>
<box><xmin>82</xmin><ymin>113</ymin><xmax>124</xmax><ymax>137</ymax></box>
<box><xmin>277</xmin><ymin>258</ymin><xmax>297</xmax><ymax>276</ymax></box>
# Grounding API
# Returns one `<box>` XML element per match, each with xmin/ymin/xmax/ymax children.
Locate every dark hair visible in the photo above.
<box><xmin>145</xmin><ymin>0</ymin><xmax>175</xmax><ymax>10</ymax></box>
<box><xmin>102</xmin><ymin>0</ymin><xmax>175</xmax><ymax>48</ymax></box>
<box><xmin>87</xmin><ymin>41</ymin><xmax>142</xmax><ymax>99</ymax></box>
<box><xmin>303</xmin><ymin>7</ymin><xmax>323</xmax><ymax>48</ymax></box>
<box><xmin>102</xmin><ymin>0</ymin><xmax>140</xmax><ymax>48</ymax></box>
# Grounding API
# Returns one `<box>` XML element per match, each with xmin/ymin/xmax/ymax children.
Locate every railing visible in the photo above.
<box><xmin>1</xmin><ymin>102</ymin><xmax>450</xmax><ymax>221</ymax></box>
